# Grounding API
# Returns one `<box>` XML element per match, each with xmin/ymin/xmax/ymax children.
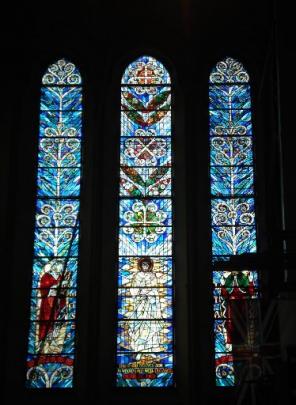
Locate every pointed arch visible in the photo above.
<box><xmin>209</xmin><ymin>57</ymin><xmax>259</xmax><ymax>386</ymax></box>
<box><xmin>26</xmin><ymin>59</ymin><xmax>83</xmax><ymax>388</ymax></box>
<box><xmin>117</xmin><ymin>56</ymin><xmax>174</xmax><ymax>387</ymax></box>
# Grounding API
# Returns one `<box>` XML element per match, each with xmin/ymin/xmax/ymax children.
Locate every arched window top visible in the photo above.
<box><xmin>117</xmin><ymin>55</ymin><xmax>174</xmax><ymax>387</ymax></box>
<box><xmin>122</xmin><ymin>55</ymin><xmax>170</xmax><ymax>85</ymax></box>
<box><xmin>42</xmin><ymin>58</ymin><xmax>82</xmax><ymax>85</ymax></box>
<box><xmin>26</xmin><ymin>58</ymin><xmax>83</xmax><ymax>388</ymax></box>
<box><xmin>209</xmin><ymin>57</ymin><xmax>249</xmax><ymax>84</ymax></box>
<box><xmin>209</xmin><ymin>56</ymin><xmax>258</xmax><ymax>387</ymax></box>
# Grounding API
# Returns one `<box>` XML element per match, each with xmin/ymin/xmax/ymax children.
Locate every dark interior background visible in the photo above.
<box><xmin>1</xmin><ymin>1</ymin><xmax>296</xmax><ymax>404</ymax></box>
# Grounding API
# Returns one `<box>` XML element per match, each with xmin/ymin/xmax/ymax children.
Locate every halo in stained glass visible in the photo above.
<box><xmin>117</xmin><ymin>56</ymin><xmax>174</xmax><ymax>387</ymax></box>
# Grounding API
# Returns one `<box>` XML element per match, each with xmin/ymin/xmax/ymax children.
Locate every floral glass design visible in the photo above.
<box><xmin>26</xmin><ymin>59</ymin><xmax>82</xmax><ymax>388</ymax></box>
<box><xmin>209</xmin><ymin>58</ymin><xmax>259</xmax><ymax>386</ymax></box>
<box><xmin>117</xmin><ymin>56</ymin><xmax>173</xmax><ymax>387</ymax></box>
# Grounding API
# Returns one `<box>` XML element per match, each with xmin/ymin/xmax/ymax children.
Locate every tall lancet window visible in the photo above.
<box><xmin>209</xmin><ymin>58</ymin><xmax>259</xmax><ymax>386</ymax></box>
<box><xmin>117</xmin><ymin>56</ymin><xmax>174</xmax><ymax>387</ymax></box>
<box><xmin>26</xmin><ymin>59</ymin><xmax>82</xmax><ymax>388</ymax></box>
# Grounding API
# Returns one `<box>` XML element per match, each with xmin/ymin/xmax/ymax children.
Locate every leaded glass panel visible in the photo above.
<box><xmin>209</xmin><ymin>57</ymin><xmax>259</xmax><ymax>387</ymax></box>
<box><xmin>26</xmin><ymin>59</ymin><xmax>82</xmax><ymax>388</ymax></box>
<box><xmin>117</xmin><ymin>56</ymin><xmax>174</xmax><ymax>387</ymax></box>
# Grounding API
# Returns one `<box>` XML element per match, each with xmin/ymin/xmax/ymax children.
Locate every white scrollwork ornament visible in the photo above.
<box><xmin>123</xmin><ymin>201</ymin><xmax>167</xmax><ymax>243</ymax></box>
<box><xmin>42</xmin><ymin>59</ymin><xmax>81</xmax><ymax>85</ymax></box>
<box><xmin>27</xmin><ymin>366</ymin><xmax>50</xmax><ymax>388</ymax></box>
<box><xmin>210</xmin><ymin>57</ymin><xmax>249</xmax><ymax>83</ymax></box>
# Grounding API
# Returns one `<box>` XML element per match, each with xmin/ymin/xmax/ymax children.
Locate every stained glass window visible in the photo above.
<box><xmin>26</xmin><ymin>59</ymin><xmax>82</xmax><ymax>388</ymax></box>
<box><xmin>209</xmin><ymin>58</ymin><xmax>259</xmax><ymax>386</ymax></box>
<box><xmin>117</xmin><ymin>56</ymin><xmax>174</xmax><ymax>387</ymax></box>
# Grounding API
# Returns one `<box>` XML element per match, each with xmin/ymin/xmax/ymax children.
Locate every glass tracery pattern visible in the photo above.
<box><xmin>26</xmin><ymin>59</ymin><xmax>82</xmax><ymax>388</ymax></box>
<box><xmin>209</xmin><ymin>58</ymin><xmax>259</xmax><ymax>386</ymax></box>
<box><xmin>117</xmin><ymin>56</ymin><xmax>174</xmax><ymax>387</ymax></box>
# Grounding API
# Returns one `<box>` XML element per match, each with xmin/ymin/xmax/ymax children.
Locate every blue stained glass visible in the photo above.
<box><xmin>212</xmin><ymin>226</ymin><xmax>256</xmax><ymax>256</ymax></box>
<box><xmin>121</xmin><ymin>86</ymin><xmax>171</xmax><ymax>111</ymax></box>
<box><xmin>40</xmin><ymin>111</ymin><xmax>82</xmax><ymax>138</ymax></box>
<box><xmin>28</xmin><ymin>321</ymin><xmax>75</xmax><ymax>354</ymax></box>
<box><xmin>121</xmin><ymin>56</ymin><xmax>171</xmax><ymax>85</ymax></box>
<box><xmin>214</xmin><ymin>320</ymin><xmax>230</xmax><ymax>352</ymax></box>
<box><xmin>41</xmin><ymin>86</ymin><xmax>82</xmax><ymax>111</ymax></box>
<box><xmin>210</xmin><ymin>166</ymin><xmax>254</xmax><ymax>196</ymax></box>
<box><xmin>122</xmin><ymin>111</ymin><xmax>171</xmax><ymax>131</ymax></box>
<box><xmin>213</xmin><ymin>270</ymin><xmax>259</xmax><ymax>289</ymax></box>
<box><xmin>117</xmin><ymin>353</ymin><xmax>173</xmax><ymax>388</ymax></box>
<box><xmin>209</xmin><ymin>109</ymin><xmax>252</xmax><ymax>136</ymax></box>
<box><xmin>34</xmin><ymin>227</ymin><xmax>79</xmax><ymax>257</ymax></box>
<box><xmin>27</xmin><ymin>59</ymin><xmax>82</xmax><ymax>388</ymax></box>
<box><xmin>210</xmin><ymin>137</ymin><xmax>253</xmax><ymax>166</ymax></box>
<box><xmin>118</xmin><ymin>57</ymin><xmax>173</xmax><ymax>387</ymax></box>
<box><xmin>120</xmin><ymin>137</ymin><xmax>171</xmax><ymax>167</ymax></box>
<box><xmin>210</xmin><ymin>58</ymin><xmax>258</xmax><ymax>387</ymax></box>
<box><xmin>26</xmin><ymin>355</ymin><xmax>74</xmax><ymax>388</ymax></box>
<box><xmin>42</xmin><ymin>59</ymin><xmax>81</xmax><ymax>85</ymax></box>
<box><xmin>213</xmin><ymin>292</ymin><xmax>227</xmax><ymax>319</ymax></box>
<box><xmin>214</xmin><ymin>287</ymin><xmax>258</xmax><ymax>303</ymax></box>
<box><xmin>210</xmin><ymin>57</ymin><xmax>249</xmax><ymax>84</ymax></box>
<box><xmin>117</xmin><ymin>320</ymin><xmax>173</xmax><ymax>352</ymax></box>
<box><xmin>117</xmin><ymin>353</ymin><xmax>173</xmax><ymax>367</ymax></box>
<box><xmin>30</xmin><ymin>294</ymin><xmax>76</xmax><ymax>321</ymax></box>
<box><xmin>36</xmin><ymin>199</ymin><xmax>79</xmax><ymax>227</ymax></box>
<box><xmin>37</xmin><ymin>168</ymin><xmax>80</xmax><ymax>197</ymax></box>
<box><xmin>121</xmin><ymin>110</ymin><xmax>171</xmax><ymax>137</ymax></box>
<box><xmin>118</xmin><ymin>288</ymin><xmax>173</xmax><ymax>320</ymax></box>
<box><xmin>38</xmin><ymin>138</ymin><xmax>81</xmax><ymax>168</ymax></box>
<box><xmin>215</xmin><ymin>353</ymin><xmax>235</xmax><ymax>387</ymax></box>
<box><xmin>31</xmin><ymin>288</ymin><xmax>77</xmax><ymax>298</ymax></box>
<box><xmin>119</xmin><ymin>199</ymin><xmax>172</xmax><ymax>226</ymax></box>
<box><xmin>120</xmin><ymin>167</ymin><xmax>172</xmax><ymax>197</ymax></box>
<box><xmin>118</xmin><ymin>257</ymin><xmax>173</xmax><ymax>287</ymax></box>
<box><xmin>209</xmin><ymin>85</ymin><xmax>251</xmax><ymax>110</ymax></box>
<box><xmin>119</xmin><ymin>227</ymin><xmax>172</xmax><ymax>256</ymax></box>
<box><xmin>32</xmin><ymin>258</ymin><xmax>78</xmax><ymax>289</ymax></box>
<box><xmin>212</xmin><ymin>255</ymin><xmax>232</xmax><ymax>263</ymax></box>
<box><xmin>211</xmin><ymin>198</ymin><xmax>255</xmax><ymax>226</ymax></box>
